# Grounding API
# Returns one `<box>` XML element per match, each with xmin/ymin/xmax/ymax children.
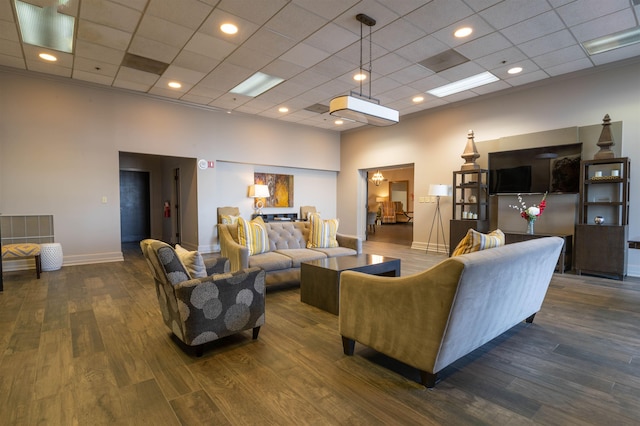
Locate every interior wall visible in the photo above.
<box><xmin>0</xmin><ymin>68</ymin><xmax>340</xmax><ymax>263</ymax></box>
<box><xmin>339</xmin><ymin>59</ymin><xmax>640</xmax><ymax>276</ymax></box>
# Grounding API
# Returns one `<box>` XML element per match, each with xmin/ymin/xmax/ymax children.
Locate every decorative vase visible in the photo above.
<box><xmin>526</xmin><ymin>219</ymin><xmax>535</xmax><ymax>235</ymax></box>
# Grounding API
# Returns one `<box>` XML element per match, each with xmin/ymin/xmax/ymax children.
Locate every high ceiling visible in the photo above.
<box><xmin>2</xmin><ymin>0</ymin><xmax>640</xmax><ymax>131</ymax></box>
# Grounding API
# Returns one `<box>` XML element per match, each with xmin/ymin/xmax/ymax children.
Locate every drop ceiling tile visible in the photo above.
<box><xmin>305</xmin><ymin>23</ymin><xmax>360</xmax><ymax>54</ymax></box>
<box><xmin>136</xmin><ymin>15</ymin><xmax>195</xmax><ymax>48</ymax></box>
<box><xmin>372</xmin><ymin>53</ymin><xmax>414</xmax><ymax>76</ymax></box>
<box><xmin>292</xmin><ymin>0</ymin><xmax>359</xmax><ymax>20</ymax></box>
<box><xmin>470</xmin><ymin>79</ymin><xmax>510</xmax><ymax>95</ymax></box>
<box><xmin>545</xmin><ymin>57</ymin><xmax>593</xmax><ymax>76</ymax></box>
<box><xmin>110</xmin><ymin>0</ymin><xmax>148</xmax><ymax>12</ymax></box>
<box><xmin>74</xmin><ymin>56</ymin><xmax>119</xmax><ymax>77</ymax></box>
<box><xmin>312</xmin><ymin>56</ymin><xmax>356</xmax><ymax>80</ymax></box>
<box><xmin>242</xmin><ymin>28</ymin><xmax>297</xmax><ymax>58</ymax></box>
<box><xmin>0</xmin><ymin>53</ymin><xmax>25</xmax><ymax>69</ymax></box>
<box><xmin>179</xmin><ymin>93</ymin><xmax>214</xmax><ymax>105</ymax></box>
<box><xmin>113</xmin><ymin>79</ymin><xmax>153</xmax><ymax>92</ymax></box>
<box><xmin>183</xmin><ymin>32</ymin><xmax>236</xmax><ymax>61</ymax></box>
<box><xmin>23</xmin><ymin>44</ymin><xmax>73</xmax><ymax>67</ymax></box>
<box><xmin>517</xmin><ymin>30</ymin><xmax>576</xmax><ymax>58</ymax></box>
<box><xmin>26</xmin><ymin>60</ymin><xmax>71</xmax><ymax>77</ymax></box>
<box><xmin>116</xmin><ymin>66</ymin><xmax>160</xmax><ymax>86</ymax></box>
<box><xmin>493</xmin><ymin>59</ymin><xmax>539</xmax><ymax>78</ymax></box>
<box><xmin>217</xmin><ymin>0</ymin><xmax>288</xmax><ymax>26</ymax></box>
<box><xmin>197</xmin><ymin>62</ymin><xmax>253</xmax><ymax>91</ymax></box>
<box><xmin>569</xmin><ymin>9</ymin><xmax>637</xmax><ymax>43</ymax></box>
<box><xmin>388</xmin><ymin>64</ymin><xmax>432</xmax><ymax>85</ymax></box>
<box><xmin>393</xmin><ymin>36</ymin><xmax>450</xmax><ymax>63</ymax></box>
<box><xmin>435</xmin><ymin>60</ymin><xmax>487</xmax><ymax>82</ymax></box>
<box><xmin>77</xmin><ymin>20</ymin><xmax>132</xmax><ymax>51</ymax></box>
<box><xmin>145</xmin><ymin>0</ymin><xmax>213</xmax><ymax>30</ymax></box>
<box><xmin>75</xmin><ymin>40</ymin><xmax>125</xmax><ymax>65</ymax></box>
<box><xmin>334</xmin><ymin>40</ymin><xmax>389</xmax><ymax>65</ymax></box>
<box><xmin>80</xmin><ymin>0</ymin><xmax>142</xmax><ymax>32</ymax></box>
<box><xmin>556</xmin><ymin>0</ymin><xmax>630</xmax><ymax>27</ymax></box>
<box><xmin>186</xmin><ymin>85</ymin><xmax>225</xmax><ymax>99</ymax></box>
<box><xmin>501</xmin><ymin>11</ymin><xmax>566</xmax><ymax>45</ymax></box>
<box><xmin>407</xmin><ymin>73</ymin><xmax>450</xmax><ymax>92</ymax></box>
<box><xmin>455</xmin><ymin>32</ymin><xmax>513</xmax><ymax>60</ymax></box>
<box><xmin>0</xmin><ymin>20</ymin><xmax>19</xmax><ymax>41</ymax></box>
<box><xmin>162</xmin><ymin>65</ymin><xmax>206</xmax><ymax>84</ymax></box>
<box><xmin>261</xmin><ymin>59</ymin><xmax>306</xmax><ymax>79</ymax></box>
<box><xmin>280</xmin><ymin>43</ymin><xmax>331</xmax><ymax>68</ymax></box>
<box><xmin>287</xmin><ymin>68</ymin><xmax>332</xmax><ymax>88</ymax></box>
<box><xmin>128</xmin><ymin>35</ymin><xmax>180</xmax><ymax>64</ymax></box>
<box><xmin>0</xmin><ymin>39</ymin><xmax>22</xmax><ymax>58</ymax></box>
<box><xmin>334</xmin><ymin>1</ymin><xmax>401</xmax><ymax>32</ymax></box>
<box><xmin>149</xmin><ymin>85</ymin><xmax>188</xmax><ymax>99</ymax></box>
<box><xmin>225</xmin><ymin>46</ymin><xmax>276</xmax><ymax>70</ymax></box>
<box><xmin>253</xmin><ymin>89</ymin><xmax>289</xmax><ymax>105</ymax></box>
<box><xmin>404</xmin><ymin>0</ymin><xmax>474</xmax><ymax>33</ymax></box>
<box><xmin>371</xmin><ymin>18</ymin><xmax>427</xmax><ymax>52</ymax></box>
<box><xmin>474</xmin><ymin>46</ymin><xmax>527</xmax><ymax>70</ymax></box>
<box><xmin>72</xmin><ymin>69</ymin><xmax>115</xmax><ymax>85</ymax></box>
<box><xmin>533</xmin><ymin>45</ymin><xmax>588</xmax><ymax>69</ymax></box>
<box><xmin>0</xmin><ymin>0</ymin><xmax>15</xmax><ymax>22</ymax></box>
<box><xmin>172</xmin><ymin>50</ymin><xmax>220</xmax><ymax>74</ymax></box>
<box><xmin>589</xmin><ymin>42</ymin><xmax>640</xmax><ymax>66</ymax></box>
<box><xmin>198</xmin><ymin>9</ymin><xmax>260</xmax><ymax>45</ymax></box>
<box><xmin>369</xmin><ymin>76</ymin><xmax>403</xmax><ymax>94</ymax></box>
<box><xmin>265</xmin><ymin>3</ymin><xmax>328</xmax><ymax>41</ymax></box>
<box><xmin>241</xmin><ymin>98</ymin><xmax>278</xmax><ymax>112</ymax></box>
<box><xmin>208</xmin><ymin>92</ymin><xmax>251</xmax><ymax>109</ymax></box>
<box><xmin>480</xmin><ymin>0</ymin><xmax>552</xmax><ymax>30</ymax></box>
<box><xmin>505</xmin><ymin>69</ymin><xmax>549</xmax><ymax>86</ymax></box>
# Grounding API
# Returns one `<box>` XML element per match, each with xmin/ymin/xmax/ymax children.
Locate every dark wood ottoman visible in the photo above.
<box><xmin>300</xmin><ymin>254</ymin><xmax>400</xmax><ymax>314</ymax></box>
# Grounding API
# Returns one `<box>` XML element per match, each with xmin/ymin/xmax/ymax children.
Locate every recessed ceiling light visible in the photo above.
<box><xmin>581</xmin><ymin>26</ymin><xmax>640</xmax><ymax>55</ymax></box>
<box><xmin>230</xmin><ymin>72</ymin><xmax>284</xmax><ymax>97</ymax></box>
<box><xmin>335</xmin><ymin>119</ymin><xmax>344</xmax><ymax>125</ymax></box>
<box><xmin>354</xmin><ymin>72</ymin><xmax>367</xmax><ymax>81</ymax></box>
<box><xmin>168</xmin><ymin>81</ymin><xmax>182</xmax><ymax>88</ymax></box>
<box><xmin>427</xmin><ymin>71</ymin><xmax>499</xmax><ymax>97</ymax></box>
<box><xmin>220</xmin><ymin>23</ymin><xmax>238</xmax><ymax>35</ymax></box>
<box><xmin>278</xmin><ymin>107</ymin><xmax>288</xmax><ymax>113</ymax></box>
<box><xmin>39</xmin><ymin>53</ymin><xmax>57</xmax><ymax>61</ymax></box>
<box><xmin>507</xmin><ymin>67</ymin><xmax>523</xmax><ymax>74</ymax></box>
<box><xmin>454</xmin><ymin>27</ymin><xmax>473</xmax><ymax>38</ymax></box>
<box><xmin>412</xmin><ymin>96</ymin><xmax>424</xmax><ymax>103</ymax></box>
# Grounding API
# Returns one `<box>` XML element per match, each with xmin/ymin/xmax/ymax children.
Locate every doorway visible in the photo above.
<box><xmin>119</xmin><ymin>170</ymin><xmax>150</xmax><ymax>243</ymax></box>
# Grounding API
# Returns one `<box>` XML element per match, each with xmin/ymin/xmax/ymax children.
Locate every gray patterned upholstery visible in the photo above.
<box><xmin>140</xmin><ymin>239</ymin><xmax>265</xmax><ymax>353</ymax></box>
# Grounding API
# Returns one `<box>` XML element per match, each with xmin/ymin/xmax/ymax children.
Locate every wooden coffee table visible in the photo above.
<box><xmin>300</xmin><ymin>254</ymin><xmax>401</xmax><ymax>314</ymax></box>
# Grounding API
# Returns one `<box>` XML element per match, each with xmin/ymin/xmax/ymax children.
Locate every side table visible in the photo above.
<box><xmin>40</xmin><ymin>243</ymin><xmax>63</xmax><ymax>271</ymax></box>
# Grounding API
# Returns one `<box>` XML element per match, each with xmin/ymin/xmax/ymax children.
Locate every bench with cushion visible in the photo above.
<box><xmin>1</xmin><ymin>243</ymin><xmax>41</xmax><ymax>279</ymax></box>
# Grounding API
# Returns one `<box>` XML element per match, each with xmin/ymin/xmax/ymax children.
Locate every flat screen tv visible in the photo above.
<box><xmin>488</xmin><ymin>143</ymin><xmax>582</xmax><ymax>195</ymax></box>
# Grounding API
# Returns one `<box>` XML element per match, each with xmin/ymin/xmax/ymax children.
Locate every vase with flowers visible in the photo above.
<box><xmin>509</xmin><ymin>193</ymin><xmax>547</xmax><ymax>234</ymax></box>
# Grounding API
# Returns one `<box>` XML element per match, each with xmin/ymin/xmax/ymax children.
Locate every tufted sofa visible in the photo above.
<box><xmin>218</xmin><ymin>220</ymin><xmax>362</xmax><ymax>287</ymax></box>
<box><xmin>140</xmin><ymin>239</ymin><xmax>265</xmax><ymax>356</ymax></box>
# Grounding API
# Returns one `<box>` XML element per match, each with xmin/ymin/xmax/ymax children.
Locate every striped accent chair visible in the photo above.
<box><xmin>1</xmin><ymin>243</ymin><xmax>41</xmax><ymax>279</ymax></box>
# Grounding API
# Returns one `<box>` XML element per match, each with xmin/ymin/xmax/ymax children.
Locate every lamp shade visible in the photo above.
<box><xmin>248</xmin><ymin>184</ymin><xmax>270</xmax><ymax>198</ymax></box>
<box><xmin>428</xmin><ymin>184</ymin><xmax>449</xmax><ymax>197</ymax></box>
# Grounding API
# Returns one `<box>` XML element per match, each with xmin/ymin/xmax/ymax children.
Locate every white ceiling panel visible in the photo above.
<box><xmin>2</xmin><ymin>0</ymin><xmax>638</xmax><ymax>131</ymax></box>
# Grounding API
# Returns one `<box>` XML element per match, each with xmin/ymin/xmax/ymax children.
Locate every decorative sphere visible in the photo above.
<box><xmin>594</xmin><ymin>216</ymin><xmax>605</xmax><ymax>225</ymax></box>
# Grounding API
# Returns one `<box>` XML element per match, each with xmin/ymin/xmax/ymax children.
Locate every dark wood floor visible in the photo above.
<box><xmin>1</xmin><ymin>241</ymin><xmax>640</xmax><ymax>425</ymax></box>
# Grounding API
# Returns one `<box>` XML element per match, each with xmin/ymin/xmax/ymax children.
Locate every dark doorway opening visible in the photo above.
<box><xmin>120</xmin><ymin>170</ymin><xmax>151</xmax><ymax>243</ymax></box>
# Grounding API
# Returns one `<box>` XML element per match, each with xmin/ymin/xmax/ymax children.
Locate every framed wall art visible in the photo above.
<box><xmin>254</xmin><ymin>173</ymin><xmax>294</xmax><ymax>208</ymax></box>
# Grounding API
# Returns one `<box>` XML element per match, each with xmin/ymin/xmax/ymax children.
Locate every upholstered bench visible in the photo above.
<box><xmin>1</xmin><ymin>243</ymin><xmax>41</xmax><ymax>279</ymax></box>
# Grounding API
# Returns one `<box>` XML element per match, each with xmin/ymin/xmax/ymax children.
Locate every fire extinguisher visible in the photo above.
<box><xmin>164</xmin><ymin>201</ymin><xmax>171</xmax><ymax>218</ymax></box>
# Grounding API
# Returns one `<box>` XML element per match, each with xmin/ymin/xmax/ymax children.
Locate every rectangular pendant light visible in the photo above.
<box><xmin>427</xmin><ymin>71</ymin><xmax>499</xmax><ymax>98</ymax></box>
<box><xmin>230</xmin><ymin>72</ymin><xmax>284</xmax><ymax>97</ymax></box>
<box><xmin>329</xmin><ymin>95</ymin><xmax>399</xmax><ymax>126</ymax></box>
<box><xmin>581</xmin><ymin>26</ymin><xmax>640</xmax><ymax>55</ymax></box>
<box><xmin>15</xmin><ymin>0</ymin><xmax>75</xmax><ymax>53</ymax></box>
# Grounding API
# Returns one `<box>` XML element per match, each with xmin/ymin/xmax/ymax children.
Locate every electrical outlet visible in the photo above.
<box><xmin>101</xmin><ymin>196</ymin><xmax>107</xmax><ymax>204</ymax></box>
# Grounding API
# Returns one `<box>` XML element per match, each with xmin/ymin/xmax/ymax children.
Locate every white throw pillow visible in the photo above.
<box><xmin>174</xmin><ymin>244</ymin><xmax>207</xmax><ymax>279</ymax></box>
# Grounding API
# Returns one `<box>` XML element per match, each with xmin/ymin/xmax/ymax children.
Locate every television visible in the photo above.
<box><xmin>488</xmin><ymin>143</ymin><xmax>582</xmax><ymax>195</ymax></box>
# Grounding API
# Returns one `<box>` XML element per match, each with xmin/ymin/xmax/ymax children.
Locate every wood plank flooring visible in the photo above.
<box><xmin>1</xmin><ymin>241</ymin><xmax>639</xmax><ymax>425</ymax></box>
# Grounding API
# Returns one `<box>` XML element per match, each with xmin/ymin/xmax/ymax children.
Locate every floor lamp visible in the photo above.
<box><xmin>426</xmin><ymin>184</ymin><xmax>449</xmax><ymax>254</ymax></box>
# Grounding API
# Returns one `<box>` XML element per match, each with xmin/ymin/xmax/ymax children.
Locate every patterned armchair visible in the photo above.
<box><xmin>140</xmin><ymin>239</ymin><xmax>265</xmax><ymax>356</ymax></box>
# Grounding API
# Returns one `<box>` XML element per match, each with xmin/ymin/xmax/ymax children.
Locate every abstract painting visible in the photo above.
<box><xmin>254</xmin><ymin>173</ymin><xmax>294</xmax><ymax>208</ymax></box>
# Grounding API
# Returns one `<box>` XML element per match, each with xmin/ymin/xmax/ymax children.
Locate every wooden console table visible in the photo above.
<box><xmin>504</xmin><ymin>232</ymin><xmax>572</xmax><ymax>274</ymax></box>
<box><xmin>251</xmin><ymin>213</ymin><xmax>298</xmax><ymax>222</ymax></box>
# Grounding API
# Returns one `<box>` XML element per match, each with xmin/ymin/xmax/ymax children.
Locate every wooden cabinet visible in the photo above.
<box><xmin>251</xmin><ymin>213</ymin><xmax>298</xmax><ymax>222</ymax></box>
<box><xmin>504</xmin><ymin>232</ymin><xmax>572</xmax><ymax>273</ymax></box>
<box><xmin>575</xmin><ymin>157</ymin><xmax>629</xmax><ymax>279</ymax></box>
<box><xmin>450</xmin><ymin>170</ymin><xmax>489</xmax><ymax>255</ymax></box>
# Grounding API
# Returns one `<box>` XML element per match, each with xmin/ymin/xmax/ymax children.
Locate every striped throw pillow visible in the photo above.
<box><xmin>307</xmin><ymin>213</ymin><xmax>339</xmax><ymax>248</ymax></box>
<box><xmin>452</xmin><ymin>228</ymin><xmax>505</xmax><ymax>256</ymax></box>
<box><xmin>238</xmin><ymin>217</ymin><xmax>270</xmax><ymax>255</ymax></box>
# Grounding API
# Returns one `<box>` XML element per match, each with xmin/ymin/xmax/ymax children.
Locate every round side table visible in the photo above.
<box><xmin>40</xmin><ymin>243</ymin><xmax>63</xmax><ymax>271</ymax></box>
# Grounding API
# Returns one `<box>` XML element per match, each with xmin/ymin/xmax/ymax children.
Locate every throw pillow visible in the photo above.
<box><xmin>220</xmin><ymin>214</ymin><xmax>240</xmax><ymax>225</ymax></box>
<box><xmin>174</xmin><ymin>244</ymin><xmax>207</xmax><ymax>279</ymax></box>
<box><xmin>452</xmin><ymin>229</ymin><xmax>505</xmax><ymax>257</ymax></box>
<box><xmin>307</xmin><ymin>213</ymin><xmax>339</xmax><ymax>248</ymax></box>
<box><xmin>238</xmin><ymin>217</ymin><xmax>270</xmax><ymax>255</ymax></box>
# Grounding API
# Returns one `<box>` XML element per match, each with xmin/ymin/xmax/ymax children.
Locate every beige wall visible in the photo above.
<box><xmin>0</xmin><ymin>68</ymin><xmax>340</xmax><ymax>263</ymax></box>
<box><xmin>339</xmin><ymin>59</ymin><xmax>640</xmax><ymax>276</ymax></box>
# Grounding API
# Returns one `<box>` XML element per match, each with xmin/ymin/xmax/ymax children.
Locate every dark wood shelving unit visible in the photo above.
<box><xmin>575</xmin><ymin>157</ymin><xmax>630</xmax><ymax>279</ymax></box>
<box><xmin>450</xmin><ymin>170</ymin><xmax>489</xmax><ymax>256</ymax></box>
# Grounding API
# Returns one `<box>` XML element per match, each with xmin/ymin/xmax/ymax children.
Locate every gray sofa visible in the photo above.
<box><xmin>339</xmin><ymin>236</ymin><xmax>563</xmax><ymax>387</ymax></box>
<box><xmin>218</xmin><ymin>220</ymin><xmax>362</xmax><ymax>287</ymax></box>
